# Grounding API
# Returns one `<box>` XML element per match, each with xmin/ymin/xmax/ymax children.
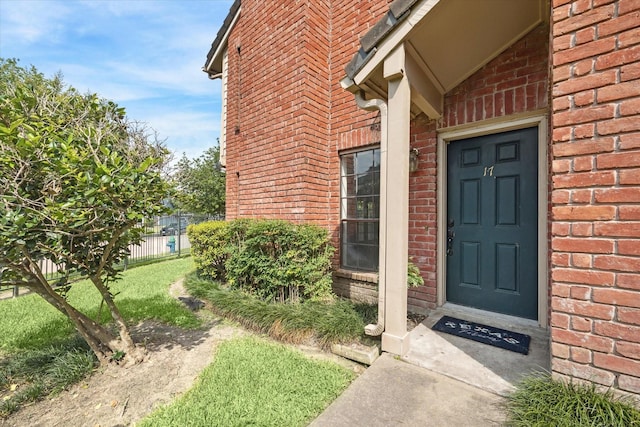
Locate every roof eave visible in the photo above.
<box><xmin>345</xmin><ymin>0</ymin><xmax>440</xmax><ymax>86</ymax></box>
<box><xmin>203</xmin><ymin>0</ymin><xmax>241</xmax><ymax>77</ymax></box>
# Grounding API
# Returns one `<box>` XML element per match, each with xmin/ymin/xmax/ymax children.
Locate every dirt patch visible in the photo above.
<box><xmin>407</xmin><ymin>312</ymin><xmax>427</xmax><ymax>331</ymax></box>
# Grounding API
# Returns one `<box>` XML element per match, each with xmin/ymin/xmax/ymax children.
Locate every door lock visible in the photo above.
<box><xmin>447</xmin><ymin>218</ymin><xmax>454</xmax><ymax>256</ymax></box>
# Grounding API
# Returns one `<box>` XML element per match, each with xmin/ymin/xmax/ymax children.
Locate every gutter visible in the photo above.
<box><xmin>350</xmin><ymin>87</ymin><xmax>388</xmax><ymax>337</ymax></box>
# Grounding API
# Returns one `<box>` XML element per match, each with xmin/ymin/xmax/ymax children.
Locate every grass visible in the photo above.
<box><xmin>185</xmin><ymin>272</ymin><xmax>376</xmax><ymax>347</ymax></box>
<box><xmin>0</xmin><ymin>257</ymin><xmax>198</xmax><ymax>417</ymax></box>
<box><xmin>140</xmin><ymin>337</ymin><xmax>355</xmax><ymax>427</ymax></box>
<box><xmin>506</xmin><ymin>372</ymin><xmax>640</xmax><ymax>427</ymax></box>
<box><xmin>0</xmin><ymin>257</ymin><xmax>199</xmax><ymax>354</ymax></box>
<box><xmin>0</xmin><ymin>335</ymin><xmax>95</xmax><ymax>417</ymax></box>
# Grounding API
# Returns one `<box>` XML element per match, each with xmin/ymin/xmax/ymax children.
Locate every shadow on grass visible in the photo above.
<box><xmin>4</xmin><ymin>319</ymin><xmax>77</xmax><ymax>353</ymax></box>
<box><xmin>129</xmin><ymin>318</ymin><xmax>223</xmax><ymax>353</ymax></box>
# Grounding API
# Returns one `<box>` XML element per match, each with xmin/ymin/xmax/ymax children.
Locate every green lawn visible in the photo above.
<box><xmin>140</xmin><ymin>337</ymin><xmax>355</xmax><ymax>427</ymax></box>
<box><xmin>1</xmin><ymin>258</ymin><xmax>359</xmax><ymax>422</ymax></box>
<box><xmin>0</xmin><ymin>257</ymin><xmax>198</xmax><ymax>354</ymax></box>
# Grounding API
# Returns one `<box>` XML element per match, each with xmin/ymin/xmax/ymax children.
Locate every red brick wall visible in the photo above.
<box><xmin>408</xmin><ymin>117</ymin><xmax>438</xmax><ymax>312</ymax></box>
<box><xmin>442</xmin><ymin>25</ymin><xmax>550</xmax><ymax>128</ymax></box>
<box><xmin>223</xmin><ymin>0</ymin><xmax>332</xmax><ymax>225</ymax></box>
<box><xmin>550</xmin><ymin>0</ymin><xmax>640</xmax><ymax>395</ymax></box>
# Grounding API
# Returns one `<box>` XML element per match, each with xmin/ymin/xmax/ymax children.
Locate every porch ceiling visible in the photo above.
<box><xmin>344</xmin><ymin>0</ymin><xmax>548</xmax><ymax>119</ymax></box>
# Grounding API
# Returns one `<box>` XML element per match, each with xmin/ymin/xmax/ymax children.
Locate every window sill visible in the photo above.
<box><xmin>334</xmin><ymin>269</ymin><xmax>378</xmax><ymax>284</ymax></box>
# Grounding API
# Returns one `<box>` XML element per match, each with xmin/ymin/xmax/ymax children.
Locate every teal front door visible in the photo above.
<box><xmin>446</xmin><ymin>127</ymin><xmax>538</xmax><ymax>320</ymax></box>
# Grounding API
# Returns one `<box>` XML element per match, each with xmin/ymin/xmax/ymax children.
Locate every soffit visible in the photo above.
<box><xmin>345</xmin><ymin>0</ymin><xmax>547</xmax><ymax>117</ymax></box>
<box><xmin>408</xmin><ymin>0</ymin><xmax>546</xmax><ymax>93</ymax></box>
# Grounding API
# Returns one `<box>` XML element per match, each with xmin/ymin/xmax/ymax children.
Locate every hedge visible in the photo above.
<box><xmin>188</xmin><ymin>219</ymin><xmax>335</xmax><ymax>303</ymax></box>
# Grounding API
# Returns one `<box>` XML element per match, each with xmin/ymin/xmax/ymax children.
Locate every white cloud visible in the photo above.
<box><xmin>0</xmin><ymin>0</ymin><xmax>233</xmax><ymax>159</ymax></box>
<box><xmin>0</xmin><ymin>0</ymin><xmax>72</xmax><ymax>45</ymax></box>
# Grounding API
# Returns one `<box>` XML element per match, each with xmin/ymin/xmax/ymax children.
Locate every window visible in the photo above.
<box><xmin>340</xmin><ymin>148</ymin><xmax>380</xmax><ymax>271</ymax></box>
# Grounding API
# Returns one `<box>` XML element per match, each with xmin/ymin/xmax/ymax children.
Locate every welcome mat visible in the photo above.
<box><xmin>432</xmin><ymin>315</ymin><xmax>531</xmax><ymax>355</ymax></box>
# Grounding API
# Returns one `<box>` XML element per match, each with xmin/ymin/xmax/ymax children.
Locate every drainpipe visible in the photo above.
<box><xmin>354</xmin><ymin>91</ymin><xmax>388</xmax><ymax>337</ymax></box>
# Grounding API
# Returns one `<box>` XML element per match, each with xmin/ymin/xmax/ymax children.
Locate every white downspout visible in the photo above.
<box><xmin>354</xmin><ymin>91</ymin><xmax>388</xmax><ymax>337</ymax></box>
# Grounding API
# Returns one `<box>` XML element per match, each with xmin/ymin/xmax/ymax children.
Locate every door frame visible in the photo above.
<box><xmin>436</xmin><ymin>111</ymin><xmax>549</xmax><ymax>328</ymax></box>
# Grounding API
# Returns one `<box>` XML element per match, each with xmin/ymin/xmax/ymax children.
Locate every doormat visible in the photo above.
<box><xmin>432</xmin><ymin>315</ymin><xmax>531</xmax><ymax>355</ymax></box>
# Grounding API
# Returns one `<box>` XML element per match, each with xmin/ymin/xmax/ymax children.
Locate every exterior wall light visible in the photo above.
<box><xmin>409</xmin><ymin>147</ymin><xmax>420</xmax><ymax>172</ymax></box>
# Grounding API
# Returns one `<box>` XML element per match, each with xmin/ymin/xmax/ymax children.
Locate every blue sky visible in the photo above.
<box><xmin>0</xmin><ymin>0</ymin><xmax>234</xmax><ymax>160</ymax></box>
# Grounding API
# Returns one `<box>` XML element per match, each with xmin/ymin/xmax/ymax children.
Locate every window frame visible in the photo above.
<box><xmin>339</xmin><ymin>146</ymin><xmax>381</xmax><ymax>272</ymax></box>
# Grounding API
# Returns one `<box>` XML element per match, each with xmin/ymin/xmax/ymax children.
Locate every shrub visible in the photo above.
<box><xmin>188</xmin><ymin>219</ymin><xmax>335</xmax><ymax>303</ymax></box>
<box><xmin>187</xmin><ymin>221</ymin><xmax>229</xmax><ymax>280</ymax></box>
<box><xmin>185</xmin><ymin>272</ymin><xmax>366</xmax><ymax>347</ymax></box>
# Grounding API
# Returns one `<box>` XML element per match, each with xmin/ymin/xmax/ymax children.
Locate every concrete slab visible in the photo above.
<box><xmin>331</xmin><ymin>342</ymin><xmax>380</xmax><ymax>365</ymax></box>
<box><xmin>310</xmin><ymin>353</ymin><xmax>506</xmax><ymax>427</ymax></box>
<box><xmin>404</xmin><ymin>305</ymin><xmax>551</xmax><ymax>396</ymax></box>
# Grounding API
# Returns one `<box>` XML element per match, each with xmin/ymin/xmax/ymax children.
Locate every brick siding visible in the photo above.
<box><xmin>550</xmin><ymin>0</ymin><xmax>640</xmax><ymax>395</ymax></box>
<box><xmin>223</xmin><ymin>0</ymin><xmax>333</xmax><ymax>226</ymax></box>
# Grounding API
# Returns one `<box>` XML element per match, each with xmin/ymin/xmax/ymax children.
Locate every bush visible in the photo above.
<box><xmin>407</xmin><ymin>259</ymin><xmax>424</xmax><ymax>288</ymax></box>
<box><xmin>187</xmin><ymin>221</ymin><xmax>228</xmax><ymax>280</ymax></box>
<box><xmin>188</xmin><ymin>219</ymin><xmax>335</xmax><ymax>303</ymax></box>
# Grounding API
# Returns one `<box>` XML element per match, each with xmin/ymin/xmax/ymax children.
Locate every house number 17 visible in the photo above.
<box><xmin>483</xmin><ymin>165</ymin><xmax>495</xmax><ymax>177</ymax></box>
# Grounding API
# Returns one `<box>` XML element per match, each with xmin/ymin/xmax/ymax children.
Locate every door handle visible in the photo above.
<box><xmin>447</xmin><ymin>218</ymin><xmax>454</xmax><ymax>256</ymax></box>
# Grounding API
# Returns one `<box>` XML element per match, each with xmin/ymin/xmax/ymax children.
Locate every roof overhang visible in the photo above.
<box><xmin>342</xmin><ymin>0</ymin><xmax>548</xmax><ymax>119</ymax></box>
<box><xmin>203</xmin><ymin>0</ymin><xmax>241</xmax><ymax>78</ymax></box>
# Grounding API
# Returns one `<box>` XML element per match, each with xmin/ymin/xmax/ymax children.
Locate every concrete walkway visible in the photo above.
<box><xmin>404</xmin><ymin>306</ymin><xmax>550</xmax><ymax>397</ymax></box>
<box><xmin>312</xmin><ymin>307</ymin><xmax>551</xmax><ymax>426</ymax></box>
<box><xmin>310</xmin><ymin>353</ymin><xmax>506</xmax><ymax>427</ymax></box>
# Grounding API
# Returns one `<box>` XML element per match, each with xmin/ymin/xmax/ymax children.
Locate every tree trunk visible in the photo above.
<box><xmin>90</xmin><ymin>276</ymin><xmax>146</xmax><ymax>365</ymax></box>
<box><xmin>27</xmin><ymin>282</ymin><xmax>139</xmax><ymax>365</ymax></box>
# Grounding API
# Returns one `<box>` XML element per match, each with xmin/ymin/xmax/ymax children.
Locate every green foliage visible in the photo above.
<box><xmin>0</xmin><ymin>57</ymin><xmax>173</xmax><ymax>360</ymax></box>
<box><xmin>506</xmin><ymin>372</ymin><xmax>640</xmax><ymax>427</ymax></box>
<box><xmin>185</xmin><ymin>273</ymin><xmax>366</xmax><ymax>347</ymax></box>
<box><xmin>140</xmin><ymin>337</ymin><xmax>354</xmax><ymax>427</ymax></box>
<box><xmin>187</xmin><ymin>221</ymin><xmax>229</xmax><ymax>280</ymax></box>
<box><xmin>0</xmin><ymin>58</ymin><xmax>170</xmax><ymax>289</ymax></box>
<box><xmin>173</xmin><ymin>147</ymin><xmax>225</xmax><ymax>215</ymax></box>
<box><xmin>188</xmin><ymin>219</ymin><xmax>335</xmax><ymax>303</ymax></box>
<box><xmin>407</xmin><ymin>259</ymin><xmax>424</xmax><ymax>288</ymax></box>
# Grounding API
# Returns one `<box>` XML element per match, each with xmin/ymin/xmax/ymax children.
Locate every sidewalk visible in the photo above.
<box><xmin>310</xmin><ymin>353</ymin><xmax>507</xmax><ymax>427</ymax></box>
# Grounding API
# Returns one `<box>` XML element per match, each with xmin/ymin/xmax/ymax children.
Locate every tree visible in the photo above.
<box><xmin>173</xmin><ymin>145</ymin><xmax>225</xmax><ymax>215</ymax></box>
<box><xmin>0</xmin><ymin>59</ymin><xmax>170</xmax><ymax>365</ymax></box>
